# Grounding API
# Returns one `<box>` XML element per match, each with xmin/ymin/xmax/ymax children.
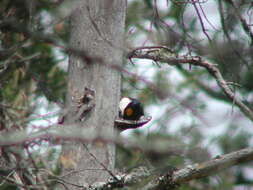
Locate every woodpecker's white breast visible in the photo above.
<box><xmin>119</xmin><ymin>97</ymin><xmax>131</xmax><ymax>113</ymax></box>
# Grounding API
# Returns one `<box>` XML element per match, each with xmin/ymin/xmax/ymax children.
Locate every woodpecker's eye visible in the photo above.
<box><xmin>125</xmin><ymin>108</ymin><xmax>133</xmax><ymax>116</ymax></box>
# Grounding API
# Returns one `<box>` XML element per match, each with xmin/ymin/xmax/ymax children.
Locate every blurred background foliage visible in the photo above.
<box><xmin>1</xmin><ymin>0</ymin><xmax>253</xmax><ymax>189</ymax></box>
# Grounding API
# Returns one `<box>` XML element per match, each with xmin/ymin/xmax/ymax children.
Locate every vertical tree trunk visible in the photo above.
<box><xmin>60</xmin><ymin>0</ymin><xmax>126</xmax><ymax>188</ymax></box>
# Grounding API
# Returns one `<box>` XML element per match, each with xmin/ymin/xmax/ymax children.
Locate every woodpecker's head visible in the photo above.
<box><xmin>119</xmin><ymin>97</ymin><xmax>144</xmax><ymax>121</ymax></box>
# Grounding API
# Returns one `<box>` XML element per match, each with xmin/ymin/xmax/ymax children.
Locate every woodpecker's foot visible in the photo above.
<box><xmin>114</xmin><ymin>116</ymin><xmax>152</xmax><ymax>132</ymax></box>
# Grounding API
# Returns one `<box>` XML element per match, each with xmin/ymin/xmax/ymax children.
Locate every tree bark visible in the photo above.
<box><xmin>60</xmin><ymin>0</ymin><xmax>126</xmax><ymax>188</ymax></box>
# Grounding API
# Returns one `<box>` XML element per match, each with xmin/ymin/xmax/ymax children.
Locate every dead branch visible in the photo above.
<box><xmin>128</xmin><ymin>47</ymin><xmax>253</xmax><ymax>122</ymax></box>
<box><xmin>173</xmin><ymin>147</ymin><xmax>253</xmax><ymax>182</ymax></box>
<box><xmin>87</xmin><ymin>147</ymin><xmax>253</xmax><ymax>190</ymax></box>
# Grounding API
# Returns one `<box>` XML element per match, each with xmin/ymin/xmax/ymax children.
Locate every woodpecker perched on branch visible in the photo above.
<box><xmin>119</xmin><ymin>97</ymin><xmax>144</xmax><ymax>121</ymax></box>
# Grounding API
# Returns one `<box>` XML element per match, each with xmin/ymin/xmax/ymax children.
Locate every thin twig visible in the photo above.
<box><xmin>191</xmin><ymin>0</ymin><xmax>212</xmax><ymax>42</ymax></box>
<box><xmin>83</xmin><ymin>145</ymin><xmax>120</xmax><ymax>182</ymax></box>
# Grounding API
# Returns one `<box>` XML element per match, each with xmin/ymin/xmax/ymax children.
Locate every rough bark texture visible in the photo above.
<box><xmin>60</xmin><ymin>0</ymin><xmax>126</xmax><ymax>188</ymax></box>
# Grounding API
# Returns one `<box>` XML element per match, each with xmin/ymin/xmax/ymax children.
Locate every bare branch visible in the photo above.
<box><xmin>128</xmin><ymin>47</ymin><xmax>253</xmax><ymax>122</ymax></box>
<box><xmin>191</xmin><ymin>0</ymin><xmax>212</xmax><ymax>42</ymax></box>
<box><xmin>172</xmin><ymin>148</ymin><xmax>253</xmax><ymax>183</ymax></box>
<box><xmin>87</xmin><ymin>147</ymin><xmax>253</xmax><ymax>190</ymax></box>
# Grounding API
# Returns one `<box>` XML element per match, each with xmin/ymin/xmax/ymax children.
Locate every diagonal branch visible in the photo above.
<box><xmin>127</xmin><ymin>46</ymin><xmax>253</xmax><ymax>122</ymax></box>
<box><xmin>172</xmin><ymin>148</ymin><xmax>253</xmax><ymax>183</ymax></box>
<box><xmin>87</xmin><ymin>147</ymin><xmax>253</xmax><ymax>190</ymax></box>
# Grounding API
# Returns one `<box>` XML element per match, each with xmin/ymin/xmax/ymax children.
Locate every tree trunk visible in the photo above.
<box><xmin>60</xmin><ymin>0</ymin><xmax>126</xmax><ymax>188</ymax></box>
